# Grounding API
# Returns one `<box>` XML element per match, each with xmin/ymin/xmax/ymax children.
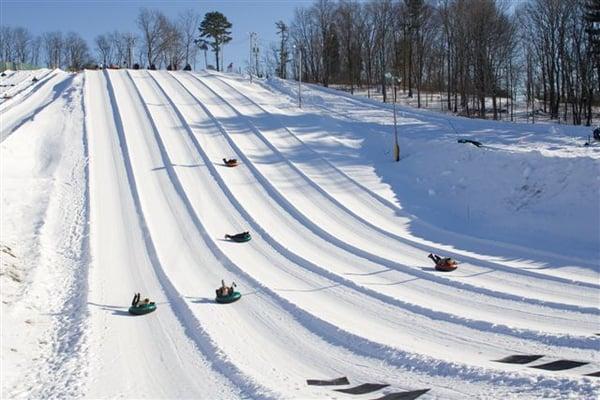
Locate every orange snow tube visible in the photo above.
<box><xmin>435</xmin><ymin>259</ymin><xmax>458</xmax><ymax>272</ymax></box>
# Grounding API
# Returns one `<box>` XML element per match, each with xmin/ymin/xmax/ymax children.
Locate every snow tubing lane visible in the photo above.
<box><xmin>128</xmin><ymin>303</ymin><xmax>157</xmax><ymax>315</ymax></box>
<box><xmin>215</xmin><ymin>291</ymin><xmax>241</xmax><ymax>304</ymax></box>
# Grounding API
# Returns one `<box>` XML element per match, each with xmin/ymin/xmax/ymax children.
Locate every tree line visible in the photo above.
<box><xmin>0</xmin><ymin>27</ymin><xmax>90</xmax><ymax>70</ymax></box>
<box><xmin>0</xmin><ymin>8</ymin><xmax>232</xmax><ymax>72</ymax></box>
<box><xmin>1</xmin><ymin>1</ymin><xmax>597</xmax><ymax>125</ymax></box>
<box><xmin>279</xmin><ymin>0</ymin><xmax>599</xmax><ymax>126</ymax></box>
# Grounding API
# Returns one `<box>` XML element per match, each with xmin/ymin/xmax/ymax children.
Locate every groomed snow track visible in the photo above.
<box><xmin>1</xmin><ymin>69</ymin><xmax>598</xmax><ymax>399</ymax></box>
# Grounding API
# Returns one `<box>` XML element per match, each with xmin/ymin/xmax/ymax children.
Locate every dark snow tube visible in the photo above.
<box><xmin>226</xmin><ymin>233</ymin><xmax>251</xmax><ymax>242</ymax></box>
<box><xmin>215</xmin><ymin>291</ymin><xmax>241</xmax><ymax>304</ymax></box>
<box><xmin>128</xmin><ymin>303</ymin><xmax>157</xmax><ymax>315</ymax></box>
<box><xmin>435</xmin><ymin>262</ymin><xmax>457</xmax><ymax>272</ymax></box>
<box><xmin>223</xmin><ymin>158</ymin><xmax>238</xmax><ymax>167</ymax></box>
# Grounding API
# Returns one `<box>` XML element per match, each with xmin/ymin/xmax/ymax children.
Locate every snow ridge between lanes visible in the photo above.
<box><xmin>184</xmin><ymin>73</ymin><xmax>598</xmax><ymax>345</ymax></box>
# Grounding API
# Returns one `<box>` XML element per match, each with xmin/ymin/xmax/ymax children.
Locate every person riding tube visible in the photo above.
<box><xmin>224</xmin><ymin>231</ymin><xmax>251</xmax><ymax>242</ymax></box>
<box><xmin>428</xmin><ymin>253</ymin><xmax>458</xmax><ymax>271</ymax></box>
<box><xmin>223</xmin><ymin>158</ymin><xmax>238</xmax><ymax>167</ymax></box>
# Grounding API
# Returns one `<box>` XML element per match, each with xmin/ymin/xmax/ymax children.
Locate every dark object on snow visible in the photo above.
<box><xmin>0</xmin><ymin>72</ymin><xmax>6</xmax><ymax>77</ymax></box>
<box><xmin>131</xmin><ymin>292</ymin><xmax>141</xmax><ymax>306</ymax></box>
<box><xmin>215</xmin><ymin>290</ymin><xmax>241</xmax><ymax>304</ymax></box>
<box><xmin>593</xmin><ymin>127</ymin><xmax>600</xmax><ymax>141</ymax></box>
<box><xmin>32</xmin><ymin>77</ymin><xmax>38</xmax><ymax>82</ymax></box>
<box><xmin>215</xmin><ymin>280</ymin><xmax>240</xmax><ymax>303</ymax></box>
<box><xmin>584</xmin><ymin>371</ymin><xmax>600</xmax><ymax>377</ymax></box>
<box><xmin>428</xmin><ymin>253</ymin><xmax>458</xmax><ymax>272</ymax></box>
<box><xmin>150</xmin><ymin>64</ymin><xmax>156</xmax><ymax>70</ymax></box>
<box><xmin>335</xmin><ymin>383</ymin><xmax>389</xmax><ymax>394</ymax></box>
<box><xmin>494</xmin><ymin>355</ymin><xmax>544</xmax><ymax>364</ymax></box>
<box><xmin>225</xmin><ymin>231</ymin><xmax>251</xmax><ymax>242</ymax></box>
<box><xmin>223</xmin><ymin>158</ymin><xmax>238</xmax><ymax>167</ymax></box>
<box><xmin>128</xmin><ymin>293</ymin><xmax>156</xmax><ymax>315</ymax></box>
<box><xmin>183</xmin><ymin>64</ymin><xmax>192</xmax><ymax>71</ymax></box>
<box><xmin>133</xmin><ymin>63</ymin><xmax>140</xmax><ymax>70</ymax></box>
<box><xmin>458</xmin><ymin>139</ymin><xmax>483</xmax><ymax>147</ymax></box>
<box><xmin>530</xmin><ymin>360</ymin><xmax>588</xmax><ymax>371</ymax></box>
<box><xmin>306</xmin><ymin>376</ymin><xmax>350</xmax><ymax>386</ymax></box>
<box><xmin>129</xmin><ymin>301</ymin><xmax>156</xmax><ymax>315</ymax></box>
<box><xmin>372</xmin><ymin>389</ymin><xmax>431</xmax><ymax>400</ymax></box>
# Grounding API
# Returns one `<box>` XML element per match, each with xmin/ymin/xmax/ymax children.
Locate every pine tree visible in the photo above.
<box><xmin>198</xmin><ymin>11</ymin><xmax>232</xmax><ymax>71</ymax></box>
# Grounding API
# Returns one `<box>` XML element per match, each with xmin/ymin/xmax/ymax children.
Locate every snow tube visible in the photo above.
<box><xmin>223</xmin><ymin>158</ymin><xmax>238</xmax><ymax>167</ymax></box>
<box><xmin>225</xmin><ymin>232</ymin><xmax>251</xmax><ymax>242</ymax></box>
<box><xmin>435</xmin><ymin>261</ymin><xmax>457</xmax><ymax>272</ymax></box>
<box><xmin>215</xmin><ymin>291</ymin><xmax>241</xmax><ymax>304</ymax></box>
<box><xmin>128</xmin><ymin>302</ymin><xmax>157</xmax><ymax>315</ymax></box>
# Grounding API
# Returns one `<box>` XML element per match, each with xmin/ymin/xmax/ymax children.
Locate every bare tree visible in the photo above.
<box><xmin>275</xmin><ymin>20</ymin><xmax>290</xmax><ymax>78</ymax></box>
<box><xmin>159</xmin><ymin>15</ymin><xmax>184</xmax><ymax>70</ymax></box>
<box><xmin>286</xmin><ymin>0</ymin><xmax>597</xmax><ymax>126</ymax></box>
<box><xmin>63</xmin><ymin>31</ymin><xmax>89</xmax><ymax>70</ymax></box>
<box><xmin>178</xmin><ymin>9</ymin><xmax>200</xmax><ymax>69</ymax></box>
<box><xmin>29</xmin><ymin>35</ymin><xmax>42</xmax><ymax>67</ymax></box>
<box><xmin>264</xmin><ymin>42</ymin><xmax>280</xmax><ymax>77</ymax></box>
<box><xmin>336</xmin><ymin>0</ymin><xmax>361</xmax><ymax>93</ymax></box>
<box><xmin>137</xmin><ymin>8</ymin><xmax>164</xmax><ymax>68</ymax></box>
<box><xmin>0</xmin><ymin>26</ymin><xmax>15</xmax><ymax>67</ymax></box>
<box><xmin>95</xmin><ymin>34</ymin><xmax>113</xmax><ymax>66</ymax></box>
<box><xmin>13</xmin><ymin>27</ymin><xmax>31</xmax><ymax>66</ymax></box>
<box><xmin>43</xmin><ymin>31</ymin><xmax>63</xmax><ymax>68</ymax></box>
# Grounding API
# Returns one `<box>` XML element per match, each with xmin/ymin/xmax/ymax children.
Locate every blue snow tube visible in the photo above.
<box><xmin>128</xmin><ymin>302</ymin><xmax>157</xmax><ymax>315</ymax></box>
<box><xmin>225</xmin><ymin>232</ymin><xmax>251</xmax><ymax>243</ymax></box>
<box><xmin>215</xmin><ymin>291</ymin><xmax>242</xmax><ymax>304</ymax></box>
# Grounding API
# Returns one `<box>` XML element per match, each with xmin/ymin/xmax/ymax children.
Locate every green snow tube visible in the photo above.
<box><xmin>225</xmin><ymin>232</ymin><xmax>251</xmax><ymax>243</ymax></box>
<box><xmin>128</xmin><ymin>302</ymin><xmax>157</xmax><ymax>315</ymax></box>
<box><xmin>215</xmin><ymin>291</ymin><xmax>242</xmax><ymax>304</ymax></box>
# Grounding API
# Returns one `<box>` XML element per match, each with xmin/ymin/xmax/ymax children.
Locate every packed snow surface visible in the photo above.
<box><xmin>1</xmin><ymin>69</ymin><xmax>599</xmax><ymax>399</ymax></box>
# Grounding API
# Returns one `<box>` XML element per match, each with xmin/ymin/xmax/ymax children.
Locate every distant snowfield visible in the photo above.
<box><xmin>1</xmin><ymin>69</ymin><xmax>598</xmax><ymax>399</ymax></box>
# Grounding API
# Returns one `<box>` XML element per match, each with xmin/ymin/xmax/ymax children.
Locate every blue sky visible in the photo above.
<box><xmin>1</xmin><ymin>0</ymin><xmax>312</xmax><ymax>69</ymax></box>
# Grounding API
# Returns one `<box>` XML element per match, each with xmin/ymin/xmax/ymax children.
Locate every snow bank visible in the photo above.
<box><xmin>265</xmin><ymin>76</ymin><xmax>600</xmax><ymax>263</ymax></box>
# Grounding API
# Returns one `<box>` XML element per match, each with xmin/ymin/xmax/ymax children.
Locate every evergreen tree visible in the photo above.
<box><xmin>198</xmin><ymin>11</ymin><xmax>232</xmax><ymax>71</ymax></box>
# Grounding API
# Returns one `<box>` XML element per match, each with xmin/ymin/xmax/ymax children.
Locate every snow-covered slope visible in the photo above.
<box><xmin>1</xmin><ymin>69</ymin><xmax>598</xmax><ymax>399</ymax></box>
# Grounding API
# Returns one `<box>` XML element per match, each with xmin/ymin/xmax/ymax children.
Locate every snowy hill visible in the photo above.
<box><xmin>1</xmin><ymin>69</ymin><xmax>598</xmax><ymax>399</ymax></box>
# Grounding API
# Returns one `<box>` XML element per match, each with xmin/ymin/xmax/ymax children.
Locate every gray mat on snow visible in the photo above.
<box><xmin>371</xmin><ymin>389</ymin><xmax>431</xmax><ymax>400</ymax></box>
<box><xmin>334</xmin><ymin>383</ymin><xmax>389</xmax><ymax>394</ymax></box>
<box><xmin>306</xmin><ymin>376</ymin><xmax>349</xmax><ymax>386</ymax></box>
<box><xmin>494</xmin><ymin>355</ymin><xmax>544</xmax><ymax>364</ymax></box>
<box><xmin>530</xmin><ymin>360</ymin><xmax>588</xmax><ymax>371</ymax></box>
